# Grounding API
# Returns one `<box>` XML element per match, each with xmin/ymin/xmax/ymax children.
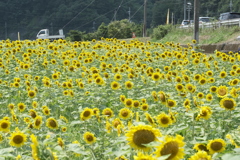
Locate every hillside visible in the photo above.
<box><xmin>1</xmin><ymin>0</ymin><xmax>240</xmax><ymax>40</ymax></box>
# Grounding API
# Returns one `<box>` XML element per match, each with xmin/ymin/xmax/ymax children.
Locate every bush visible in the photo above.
<box><xmin>151</xmin><ymin>25</ymin><xmax>173</xmax><ymax>40</ymax></box>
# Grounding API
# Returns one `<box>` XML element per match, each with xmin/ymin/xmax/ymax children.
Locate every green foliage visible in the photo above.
<box><xmin>107</xmin><ymin>19</ymin><xmax>133</xmax><ymax>39</ymax></box>
<box><xmin>151</xmin><ymin>25</ymin><xmax>173</xmax><ymax>40</ymax></box>
<box><xmin>67</xmin><ymin>30</ymin><xmax>85</xmax><ymax>41</ymax></box>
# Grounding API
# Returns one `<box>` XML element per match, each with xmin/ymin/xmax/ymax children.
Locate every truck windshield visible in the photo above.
<box><xmin>38</xmin><ymin>31</ymin><xmax>45</xmax><ymax>35</ymax></box>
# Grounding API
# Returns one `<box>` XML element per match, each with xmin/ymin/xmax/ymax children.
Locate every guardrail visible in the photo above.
<box><xmin>179</xmin><ymin>18</ymin><xmax>240</xmax><ymax>29</ymax></box>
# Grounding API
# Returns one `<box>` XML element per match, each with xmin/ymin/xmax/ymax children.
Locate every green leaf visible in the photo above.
<box><xmin>67</xmin><ymin>144</ymin><xmax>88</xmax><ymax>155</ymax></box>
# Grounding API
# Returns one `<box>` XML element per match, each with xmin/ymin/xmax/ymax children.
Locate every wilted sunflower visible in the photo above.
<box><xmin>9</xmin><ymin>131</ymin><xmax>27</xmax><ymax>147</ymax></box>
<box><xmin>119</xmin><ymin>108</ymin><xmax>132</xmax><ymax>120</ymax></box>
<box><xmin>220</xmin><ymin>97</ymin><xmax>236</xmax><ymax>110</ymax></box>
<box><xmin>46</xmin><ymin>117</ymin><xmax>58</xmax><ymax>129</ymax></box>
<box><xmin>207</xmin><ymin>139</ymin><xmax>226</xmax><ymax>154</ymax></box>
<box><xmin>0</xmin><ymin>119</ymin><xmax>11</xmax><ymax>132</ymax></box>
<box><xmin>125</xmin><ymin>125</ymin><xmax>162</xmax><ymax>151</ymax></box>
<box><xmin>80</xmin><ymin>108</ymin><xmax>93</xmax><ymax>121</ymax></box>
<box><xmin>145</xmin><ymin>113</ymin><xmax>156</xmax><ymax>126</ymax></box>
<box><xmin>158</xmin><ymin>91</ymin><xmax>167</xmax><ymax>104</ymax></box>
<box><xmin>189</xmin><ymin>151</ymin><xmax>211</xmax><ymax>160</ymax></box>
<box><xmin>155</xmin><ymin>112</ymin><xmax>172</xmax><ymax>127</ymax></box>
<box><xmin>154</xmin><ymin>135</ymin><xmax>185</xmax><ymax>160</ymax></box>
<box><xmin>216</xmin><ymin>85</ymin><xmax>228</xmax><ymax>98</ymax></box>
<box><xmin>83</xmin><ymin>132</ymin><xmax>96</xmax><ymax>145</ymax></box>
<box><xmin>102</xmin><ymin>108</ymin><xmax>114</xmax><ymax>118</ymax></box>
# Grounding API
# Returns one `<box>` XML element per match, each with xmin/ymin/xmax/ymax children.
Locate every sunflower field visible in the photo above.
<box><xmin>0</xmin><ymin>38</ymin><xmax>239</xmax><ymax>160</ymax></box>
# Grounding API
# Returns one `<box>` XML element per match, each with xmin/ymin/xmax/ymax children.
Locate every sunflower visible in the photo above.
<box><xmin>133</xmin><ymin>152</ymin><xmax>157</xmax><ymax>160</ymax></box>
<box><xmin>196</xmin><ymin>106</ymin><xmax>212</xmax><ymax>120</ymax></box>
<box><xmin>209</xmin><ymin>86</ymin><xmax>217</xmax><ymax>93</ymax></box>
<box><xmin>114</xmin><ymin>73</ymin><xmax>122</xmax><ymax>81</ymax></box>
<box><xmin>145</xmin><ymin>113</ymin><xmax>156</xmax><ymax>126</ymax></box>
<box><xmin>34</xmin><ymin>116</ymin><xmax>42</xmax><ymax>129</ymax></box>
<box><xmin>185</xmin><ymin>83</ymin><xmax>195</xmax><ymax>93</ymax></box>
<box><xmin>52</xmin><ymin>73</ymin><xmax>59</xmax><ymax>80</ymax></box>
<box><xmin>194</xmin><ymin>74</ymin><xmax>201</xmax><ymax>81</ymax></box>
<box><xmin>158</xmin><ymin>91</ymin><xmax>167</xmax><ymax>104</ymax></box>
<box><xmin>155</xmin><ymin>112</ymin><xmax>172</xmax><ymax>127</ymax></box>
<box><xmin>42</xmin><ymin>107</ymin><xmax>51</xmax><ymax>116</ymax></box>
<box><xmin>18</xmin><ymin>103</ymin><xmax>26</xmax><ymax>112</ymax></box>
<box><xmin>175</xmin><ymin>83</ymin><xmax>184</xmax><ymax>92</ymax></box>
<box><xmin>199</xmin><ymin>77</ymin><xmax>207</xmax><ymax>85</ymax></box>
<box><xmin>112</xmin><ymin>118</ymin><xmax>123</xmax><ymax>129</ymax></box>
<box><xmin>155</xmin><ymin>135</ymin><xmax>185</xmax><ymax>160</ymax></box>
<box><xmin>220</xmin><ymin>97</ymin><xmax>236</xmax><ymax>110</ymax></box>
<box><xmin>125</xmin><ymin>124</ymin><xmax>162</xmax><ymax>151</ymax></box>
<box><xmin>216</xmin><ymin>85</ymin><xmax>228</xmax><ymax>98</ymax></box>
<box><xmin>102</xmin><ymin>108</ymin><xmax>114</xmax><ymax>118</ymax></box>
<box><xmin>80</xmin><ymin>108</ymin><xmax>93</xmax><ymax>121</ymax></box>
<box><xmin>207</xmin><ymin>139</ymin><xmax>226</xmax><ymax>154</ymax></box>
<box><xmin>0</xmin><ymin>119</ymin><xmax>11</xmax><ymax>132</ymax></box>
<box><xmin>111</xmin><ymin>81</ymin><xmax>120</xmax><ymax>90</ymax></box>
<box><xmin>166</xmin><ymin>99</ymin><xmax>177</xmax><ymax>108</ymax></box>
<box><xmin>57</xmin><ymin>137</ymin><xmax>64</xmax><ymax>148</ymax></box>
<box><xmin>197</xmin><ymin>92</ymin><xmax>204</xmax><ymax>99</ymax></box>
<box><xmin>230</xmin><ymin>79</ymin><xmax>239</xmax><ymax>86</ymax></box>
<box><xmin>119</xmin><ymin>95</ymin><xmax>126</xmax><ymax>103</ymax></box>
<box><xmin>125</xmin><ymin>98</ymin><xmax>133</xmax><ymax>107</ymax></box>
<box><xmin>230</xmin><ymin>87</ymin><xmax>239</xmax><ymax>98</ymax></box>
<box><xmin>125</xmin><ymin>81</ymin><xmax>134</xmax><ymax>89</ymax></box>
<box><xmin>206</xmin><ymin>93</ymin><xmax>213</xmax><ymax>101</ymax></box>
<box><xmin>141</xmin><ymin>103</ymin><xmax>149</xmax><ymax>111</ymax></box>
<box><xmin>9</xmin><ymin>131</ymin><xmax>27</xmax><ymax>147</ymax></box>
<box><xmin>46</xmin><ymin>117</ymin><xmax>58</xmax><ymax>129</ymax></box>
<box><xmin>119</xmin><ymin>108</ymin><xmax>132</xmax><ymax>120</ymax></box>
<box><xmin>219</xmin><ymin>71</ymin><xmax>227</xmax><ymax>78</ymax></box>
<box><xmin>29</xmin><ymin>109</ymin><xmax>37</xmax><ymax>119</ymax></box>
<box><xmin>83</xmin><ymin>132</ymin><xmax>96</xmax><ymax>145</ymax></box>
<box><xmin>8</xmin><ymin>103</ymin><xmax>15</xmax><ymax>110</ymax></box>
<box><xmin>189</xmin><ymin>151</ymin><xmax>211</xmax><ymax>160</ymax></box>
<box><xmin>151</xmin><ymin>72</ymin><xmax>161</xmax><ymax>81</ymax></box>
<box><xmin>193</xmin><ymin>143</ymin><xmax>209</xmax><ymax>152</ymax></box>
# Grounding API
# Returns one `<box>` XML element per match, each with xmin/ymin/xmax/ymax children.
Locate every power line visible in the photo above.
<box><xmin>62</xmin><ymin>0</ymin><xmax>95</xmax><ymax>29</ymax></box>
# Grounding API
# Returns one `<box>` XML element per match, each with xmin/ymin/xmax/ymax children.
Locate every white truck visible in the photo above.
<box><xmin>36</xmin><ymin>29</ymin><xmax>65</xmax><ymax>41</ymax></box>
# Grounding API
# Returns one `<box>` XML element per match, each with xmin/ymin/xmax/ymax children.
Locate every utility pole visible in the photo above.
<box><xmin>184</xmin><ymin>0</ymin><xmax>186</xmax><ymax>20</ymax></box>
<box><xmin>5</xmin><ymin>22</ymin><xmax>7</xmax><ymax>40</ymax></box>
<box><xmin>193</xmin><ymin>0</ymin><xmax>199</xmax><ymax>44</ymax></box>
<box><xmin>230</xmin><ymin>0</ymin><xmax>233</xmax><ymax>12</ymax></box>
<box><xmin>143</xmin><ymin>0</ymin><xmax>147</xmax><ymax>37</ymax></box>
<box><xmin>128</xmin><ymin>7</ymin><xmax>131</xmax><ymax>22</ymax></box>
<box><xmin>114</xmin><ymin>9</ymin><xmax>117</xmax><ymax>21</ymax></box>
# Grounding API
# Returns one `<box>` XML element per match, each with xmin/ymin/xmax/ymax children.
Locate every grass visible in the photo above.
<box><xmin>157</xmin><ymin>25</ymin><xmax>240</xmax><ymax>45</ymax></box>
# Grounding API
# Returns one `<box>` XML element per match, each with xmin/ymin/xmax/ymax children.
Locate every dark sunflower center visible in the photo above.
<box><xmin>159</xmin><ymin>94</ymin><xmax>166</xmax><ymax>102</ymax></box>
<box><xmin>133</xmin><ymin>130</ymin><xmax>155</xmax><ymax>148</ymax></box>
<box><xmin>201</xmin><ymin>110</ymin><xmax>207</xmax><ymax>117</ymax></box>
<box><xmin>126</xmin><ymin>100</ymin><xmax>132</xmax><ymax>106</ymax></box>
<box><xmin>30</xmin><ymin>111</ymin><xmax>37</xmax><ymax>118</ymax></box>
<box><xmin>223</xmin><ymin>100</ymin><xmax>234</xmax><ymax>109</ymax></box>
<box><xmin>133</xmin><ymin>102</ymin><xmax>140</xmax><ymax>107</ymax></box>
<box><xmin>113</xmin><ymin>121</ymin><xmax>120</xmax><ymax>128</ymax></box>
<box><xmin>161</xmin><ymin>117</ymin><xmax>169</xmax><ymax>124</ymax></box>
<box><xmin>113</xmin><ymin>83</ymin><xmax>118</xmax><ymax>88</ymax></box>
<box><xmin>83</xmin><ymin>111</ymin><xmax>91</xmax><ymax>117</ymax></box>
<box><xmin>160</xmin><ymin>141</ymin><xmax>179</xmax><ymax>160</ymax></box>
<box><xmin>198</xmin><ymin>144</ymin><xmax>208</xmax><ymax>152</ymax></box>
<box><xmin>104</xmin><ymin>111</ymin><xmax>112</xmax><ymax>117</ymax></box>
<box><xmin>154</xmin><ymin>75</ymin><xmax>159</xmax><ymax>79</ymax></box>
<box><xmin>121</xmin><ymin>111</ymin><xmax>129</xmax><ymax>117</ymax></box>
<box><xmin>49</xmin><ymin>120</ymin><xmax>57</xmax><ymax>128</ymax></box>
<box><xmin>210</xmin><ymin>142</ymin><xmax>222</xmax><ymax>151</ymax></box>
<box><xmin>19</xmin><ymin>105</ymin><xmax>24</xmax><ymax>109</ymax></box>
<box><xmin>168</xmin><ymin>101</ymin><xmax>174</xmax><ymax>107</ymax></box>
<box><xmin>1</xmin><ymin>122</ymin><xmax>8</xmax><ymax>129</ymax></box>
<box><xmin>126</xmin><ymin>83</ymin><xmax>132</xmax><ymax>88</ymax></box>
<box><xmin>86</xmin><ymin>135</ymin><xmax>93</xmax><ymax>142</ymax></box>
<box><xmin>13</xmin><ymin>135</ymin><xmax>24</xmax><ymax>144</ymax></box>
<box><xmin>35</xmin><ymin>119</ymin><xmax>41</xmax><ymax>126</ymax></box>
